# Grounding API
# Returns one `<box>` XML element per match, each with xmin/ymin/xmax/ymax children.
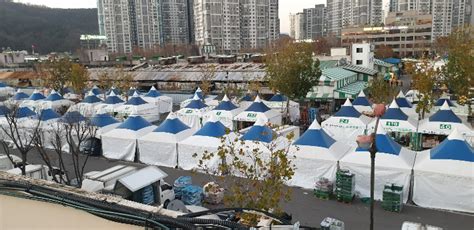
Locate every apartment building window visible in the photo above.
<box><xmin>356</xmin><ymin>48</ymin><xmax>363</xmax><ymax>53</ymax></box>
<box><xmin>356</xmin><ymin>60</ymin><xmax>363</xmax><ymax>65</ymax></box>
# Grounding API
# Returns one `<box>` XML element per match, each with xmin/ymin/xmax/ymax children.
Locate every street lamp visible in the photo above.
<box><xmin>357</xmin><ymin>104</ymin><xmax>386</xmax><ymax>230</ymax></box>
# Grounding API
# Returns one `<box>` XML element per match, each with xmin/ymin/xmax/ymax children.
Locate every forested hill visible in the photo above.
<box><xmin>0</xmin><ymin>1</ymin><xmax>98</xmax><ymax>54</ymax></box>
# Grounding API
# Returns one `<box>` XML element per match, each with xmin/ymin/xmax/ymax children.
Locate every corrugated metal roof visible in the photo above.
<box><xmin>117</xmin><ymin>166</ymin><xmax>168</xmax><ymax>192</ymax></box>
<box><xmin>374</xmin><ymin>59</ymin><xmax>394</xmax><ymax>68</ymax></box>
<box><xmin>319</xmin><ymin>60</ymin><xmax>338</xmax><ymax>69</ymax></box>
<box><xmin>341</xmin><ymin>64</ymin><xmax>378</xmax><ymax>75</ymax></box>
<box><xmin>321</xmin><ymin>68</ymin><xmax>357</xmax><ymax>81</ymax></box>
<box><xmin>335</xmin><ymin>81</ymin><xmax>368</xmax><ymax>96</ymax></box>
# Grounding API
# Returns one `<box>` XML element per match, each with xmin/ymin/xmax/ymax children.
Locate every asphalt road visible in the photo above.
<box><xmin>4</xmin><ymin>148</ymin><xmax>474</xmax><ymax>230</ymax></box>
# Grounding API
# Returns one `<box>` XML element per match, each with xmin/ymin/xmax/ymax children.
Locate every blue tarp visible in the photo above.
<box><xmin>59</xmin><ymin>111</ymin><xmax>86</xmax><ymax>123</ymax></box>
<box><xmin>117</xmin><ymin>115</ymin><xmax>151</xmax><ymax>131</ymax></box>
<box><xmin>45</xmin><ymin>92</ymin><xmax>64</xmax><ymax>101</ymax></box>
<box><xmin>430</xmin><ymin>139</ymin><xmax>474</xmax><ymax>162</ymax></box>
<box><xmin>182</xmin><ymin>185</ymin><xmax>203</xmax><ymax>206</ymax></box>
<box><xmin>382</xmin><ymin>107</ymin><xmax>408</xmax><ymax>120</ymax></box>
<box><xmin>214</xmin><ymin>100</ymin><xmax>238</xmax><ymax>111</ymax></box>
<box><xmin>13</xmin><ymin>91</ymin><xmax>29</xmax><ymax>100</ymax></box>
<box><xmin>104</xmin><ymin>95</ymin><xmax>124</xmax><ymax>104</ymax></box>
<box><xmin>429</xmin><ymin>110</ymin><xmax>462</xmax><ymax>123</ymax></box>
<box><xmin>185</xmin><ymin>99</ymin><xmax>208</xmax><ymax>109</ymax></box>
<box><xmin>38</xmin><ymin>109</ymin><xmax>60</xmax><ymax>121</ymax></box>
<box><xmin>194</xmin><ymin>121</ymin><xmax>227</xmax><ymax>137</ymax></box>
<box><xmin>125</xmin><ymin>96</ymin><xmax>148</xmax><ymax>105</ymax></box>
<box><xmin>270</xmin><ymin>94</ymin><xmax>287</xmax><ymax>102</ymax></box>
<box><xmin>353</xmin><ymin>96</ymin><xmax>371</xmax><ymax>106</ymax></box>
<box><xmin>294</xmin><ymin>129</ymin><xmax>335</xmax><ymax>148</ymax></box>
<box><xmin>241</xmin><ymin>125</ymin><xmax>273</xmax><ymax>143</ymax></box>
<box><xmin>245</xmin><ymin>101</ymin><xmax>270</xmax><ymax>113</ymax></box>
<box><xmin>16</xmin><ymin>107</ymin><xmax>36</xmax><ymax>118</ymax></box>
<box><xmin>334</xmin><ymin>105</ymin><xmax>361</xmax><ymax>118</ymax></box>
<box><xmin>173</xmin><ymin>176</ymin><xmax>192</xmax><ymax>199</ymax></box>
<box><xmin>154</xmin><ymin>118</ymin><xmax>190</xmax><ymax>134</ymax></box>
<box><xmin>82</xmin><ymin>94</ymin><xmax>102</xmax><ymax>104</ymax></box>
<box><xmin>91</xmin><ymin>113</ymin><xmax>119</xmax><ymax>127</ymax></box>
<box><xmin>434</xmin><ymin>98</ymin><xmax>455</xmax><ymax>107</ymax></box>
<box><xmin>29</xmin><ymin>92</ymin><xmax>46</xmax><ymax>101</ymax></box>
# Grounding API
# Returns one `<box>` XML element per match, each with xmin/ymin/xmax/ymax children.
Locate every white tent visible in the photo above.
<box><xmin>204</xmin><ymin>95</ymin><xmax>242</xmax><ymax>130</ymax></box>
<box><xmin>395</xmin><ymin>91</ymin><xmax>417</xmax><ymax>117</ymax></box>
<box><xmin>102</xmin><ymin>114</ymin><xmax>156</xmax><ymax>161</ymax></box>
<box><xmin>20</xmin><ymin>89</ymin><xmax>46</xmax><ymax>112</ymax></box>
<box><xmin>339</xmin><ymin>125</ymin><xmax>416</xmax><ymax>202</ymax></box>
<box><xmin>177</xmin><ymin>93</ymin><xmax>210</xmax><ymax>130</ymax></box>
<box><xmin>179</xmin><ymin>87</ymin><xmax>209</xmax><ymax>108</ymax></box>
<box><xmin>352</xmin><ymin>91</ymin><xmax>373</xmax><ymax>113</ymax></box>
<box><xmin>143</xmin><ymin>86</ymin><xmax>173</xmax><ymax>114</ymax></box>
<box><xmin>38</xmin><ymin>90</ymin><xmax>74</xmax><ymax>112</ymax></box>
<box><xmin>264</xmin><ymin>93</ymin><xmax>300</xmax><ymax>123</ymax></box>
<box><xmin>418</xmin><ymin>101</ymin><xmax>473</xmax><ymax>136</ymax></box>
<box><xmin>238</xmin><ymin>94</ymin><xmax>254</xmax><ymax>110</ymax></box>
<box><xmin>413</xmin><ymin>129</ymin><xmax>474</xmax><ymax>213</ymax></box>
<box><xmin>178</xmin><ymin>115</ymin><xmax>228</xmax><ymax>170</ymax></box>
<box><xmin>94</xmin><ymin>91</ymin><xmax>124</xmax><ymax>114</ymax></box>
<box><xmin>90</xmin><ymin>113</ymin><xmax>121</xmax><ymax>137</ymax></box>
<box><xmin>289</xmin><ymin>120</ymin><xmax>351</xmax><ymax>189</ymax></box>
<box><xmin>138</xmin><ymin>113</ymin><xmax>194</xmax><ymax>167</ymax></box>
<box><xmin>35</xmin><ymin>108</ymin><xmax>62</xmax><ymax>149</ymax></box>
<box><xmin>368</xmin><ymin>100</ymin><xmax>418</xmax><ymax>133</ymax></box>
<box><xmin>0</xmin><ymin>82</ymin><xmax>15</xmax><ymax>97</ymax></box>
<box><xmin>234</xmin><ymin>95</ymin><xmax>282</xmax><ymax>125</ymax></box>
<box><xmin>321</xmin><ymin>98</ymin><xmax>372</xmax><ymax>144</ymax></box>
<box><xmin>116</xmin><ymin>92</ymin><xmax>160</xmax><ymax>122</ymax></box>
<box><xmin>68</xmin><ymin>91</ymin><xmax>103</xmax><ymax>117</ymax></box>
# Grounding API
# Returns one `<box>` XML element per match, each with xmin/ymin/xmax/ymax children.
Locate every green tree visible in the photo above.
<box><xmin>69</xmin><ymin>63</ymin><xmax>90</xmax><ymax>99</ymax></box>
<box><xmin>406</xmin><ymin>60</ymin><xmax>436</xmax><ymax>119</ymax></box>
<box><xmin>38</xmin><ymin>58</ymin><xmax>73</xmax><ymax>95</ymax></box>
<box><xmin>366</xmin><ymin>75</ymin><xmax>398</xmax><ymax>104</ymax></box>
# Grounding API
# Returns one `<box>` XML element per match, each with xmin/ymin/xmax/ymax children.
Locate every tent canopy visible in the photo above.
<box><xmin>28</xmin><ymin>90</ymin><xmax>46</xmax><ymax>101</ymax></box>
<box><xmin>117</xmin><ymin>115</ymin><xmax>152</xmax><ymax>131</ymax></box>
<box><xmin>106</xmin><ymin>87</ymin><xmax>121</xmax><ymax>96</ymax></box>
<box><xmin>82</xmin><ymin>91</ymin><xmax>102</xmax><ymax>104</ymax></box>
<box><xmin>104</xmin><ymin>91</ymin><xmax>124</xmax><ymax>104</ymax></box>
<box><xmin>45</xmin><ymin>90</ymin><xmax>64</xmax><ymax>101</ymax></box>
<box><xmin>241</xmin><ymin>118</ymin><xmax>273</xmax><ymax>143</ymax></box>
<box><xmin>334</xmin><ymin>99</ymin><xmax>361</xmax><ymax>117</ymax></box>
<box><xmin>213</xmin><ymin>95</ymin><xmax>238</xmax><ymax>111</ymax></box>
<box><xmin>38</xmin><ymin>108</ymin><xmax>60</xmax><ymax>121</ymax></box>
<box><xmin>91</xmin><ymin>113</ymin><xmax>119</xmax><ymax>128</ymax></box>
<box><xmin>430</xmin><ymin>130</ymin><xmax>473</xmax><ymax>162</ymax></box>
<box><xmin>245</xmin><ymin>95</ymin><xmax>270</xmax><ymax>113</ymax></box>
<box><xmin>395</xmin><ymin>91</ymin><xmax>413</xmax><ymax>108</ymax></box>
<box><xmin>294</xmin><ymin>120</ymin><xmax>335</xmax><ymax>148</ymax></box>
<box><xmin>352</xmin><ymin>91</ymin><xmax>371</xmax><ymax>107</ymax></box>
<box><xmin>241</xmin><ymin>94</ymin><xmax>253</xmax><ymax>102</ymax></box>
<box><xmin>145</xmin><ymin>86</ymin><xmax>162</xmax><ymax>98</ymax></box>
<box><xmin>429</xmin><ymin>101</ymin><xmax>461</xmax><ymax>123</ymax></box>
<box><xmin>185</xmin><ymin>93</ymin><xmax>208</xmax><ymax>109</ymax></box>
<box><xmin>91</xmin><ymin>85</ymin><xmax>102</xmax><ymax>95</ymax></box>
<box><xmin>125</xmin><ymin>92</ymin><xmax>148</xmax><ymax>106</ymax></box>
<box><xmin>59</xmin><ymin>111</ymin><xmax>86</xmax><ymax>123</ymax></box>
<box><xmin>13</xmin><ymin>90</ymin><xmax>29</xmax><ymax>100</ymax></box>
<box><xmin>194</xmin><ymin>114</ymin><xmax>227</xmax><ymax>138</ymax></box>
<box><xmin>16</xmin><ymin>107</ymin><xmax>36</xmax><ymax>118</ymax></box>
<box><xmin>269</xmin><ymin>93</ymin><xmax>287</xmax><ymax>102</ymax></box>
<box><xmin>154</xmin><ymin>113</ymin><xmax>190</xmax><ymax>134</ymax></box>
<box><xmin>382</xmin><ymin>100</ymin><xmax>408</xmax><ymax>120</ymax></box>
<box><xmin>434</xmin><ymin>98</ymin><xmax>455</xmax><ymax>107</ymax></box>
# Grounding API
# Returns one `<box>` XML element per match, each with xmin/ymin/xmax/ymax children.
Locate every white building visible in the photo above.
<box><xmin>194</xmin><ymin>0</ymin><xmax>279</xmax><ymax>54</ymax></box>
<box><xmin>351</xmin><ymin>43</ymin><xmax>374</xmax><ymax>70</ymax></box>
<box><xmin>294</xmin><ymin>12</ymin><xmax>306</xmax><ymax>41</ymax></box>
<box><xmin>0</xmin><ymin>51</ymin><xmax>26</xmax><ymax>66</ymax></box>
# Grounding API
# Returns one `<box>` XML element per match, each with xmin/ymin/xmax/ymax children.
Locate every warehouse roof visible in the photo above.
<box><xmin>321</xmin><ymin>68</ymin><xmax>357</xmax><ymax>81</ymax></box>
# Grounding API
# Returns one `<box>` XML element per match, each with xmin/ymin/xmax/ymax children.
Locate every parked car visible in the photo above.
<box><xmin>79</xmin><ymin>137</ymin><xmax>102</xmax><ymax>156</ymax></box>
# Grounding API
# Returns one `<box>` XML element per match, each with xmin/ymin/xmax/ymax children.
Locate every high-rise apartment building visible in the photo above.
<box><xmin>97</xmin><ymin>0</ymin><xmax>194</xmax><ymax>54</ymax></box>
<box><xmin>431</xmin><ymin>0</ymin><xmax>471</xmax><ymax>40</ymax></box>
<box><xmin>327</xmin><ymin>0</ymin><xmax>383</xmax><ymax>37</ymax></box>
<box><xmin>303</xmin><ymin>4</ymin><xmax>327</xmax><ymax>39</ymax></box>
<box><xmin>194</xmin><ymin>0</ymin><xmax>279</xmax><ymax>54</ymax></box>
<box><xmin>294</xmin><ymin>12</ymin><xmax>306</xmax><ymax>40</ymax></box>
<box><xmin>389</xmin><ymin>0</ymin><xmax>432</xmax><ymax>15</ymax></box>
<box><xmin>289</xmin><ymin>13</ymin><xmax>296</xmax><ymax>38</ymax></box>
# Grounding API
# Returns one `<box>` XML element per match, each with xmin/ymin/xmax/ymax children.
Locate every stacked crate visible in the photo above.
<box><xmin>314</xmin><ymin>177</ymin><xmax>333</xmax><ymax>200</ymax></box>
<box><xmin>320</xmin><ymin>217</ymin><xmax>345</xmax><ymax>230</ymax></box>
<box><xmin>335</xmin><ymin>169</ymin><xmax>355</xmax><ymax>203</ymax></box>
<box><xmin>382</xmin><ymin>183</ymin><xmax>403</xmax><ymax>212</ymax></box>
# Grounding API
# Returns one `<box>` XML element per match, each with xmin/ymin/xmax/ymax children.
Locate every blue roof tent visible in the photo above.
<box><xmin>117</xmin><ymin>115</ymin><xmax>152</xmax><ymax>131</ymax></box>
<box><xmin>29</xmin><ymin>90</ymin><xmax>46</xmax><ymax>101</ymax></box>
<box><xmin>395</xmin><ymin>91</ymin><xmax>413</xmax><ymax>108</ymax></box>
<box><xmin>193</xmin><ymin>115</ymin><xmax>227</xmax><ymax>138</ymax></box>
<box><xmin>429</xmin><ymin>101</ymin><xmax>462</xmax><ymax>123</ymax></box>
<box><xmin>214</xmin><ymin>95</ymin><xmax>238</xmax><ymax>111</ymax></box>
<box><xmin>154</xmin><ymin>113</ymin><xmax>190</xmax><ymax>134</ymax></box>
<box><xmin>128</xmin><ymin>88</ymin><xmax>138</xmax><ymax>96</ymax></box>
<box><xmin>241</xmin><ymin>94</ymin><xmax>253</xmax><ymax>102</ymax></box>
<box><xmin>0</xmin><ymin>106</ymin><xmax>10</xmax><ymax>116</ymax></box>
<box><xmin>126</xmin><ymin>92</ymin><xmax>148</xmax><ymax>105</ymax></box>
<box><xmin>245</xmin><ymin>95</ymin><xmax>270</xmax><ymax>113</ymax></box>
<box><xmin>59</xmin><ymin>111</ymin><xmax>86</xmax><ymax>123</ymax></box>
<box><xmin>16</xmin><ymin>107</ymin><xmax>36</xmax><ymax>118</ymax></box>
<box><xmin>357</xmin><ymin>126</ymin><xmax>402</xmax><ymax>155</ymax></box>
<box><xmin>430</xmin><ymin>130</ymin><xmax>474</xmax><ymax>162</ymax></box>
<box><xmin>382</xmin><ymin>100</ymin><xmax>408</xmax><ymax>120</ymax></box>
<box><xmin>189</xmin><ymin>87</ymin><xmax>204</xmax><ymax>99</ymax></box>
<box><xmin>91</xmin><ymin>85</ymin><xmax>102</xmax><ymax>95</ymax></box>
<box><xmin>106</xmin><ymin>87</ymin><xmax>121</xmax><ymax>96</ymax></box>
<box><xmin>104</xmin><ymin>91</ymin><xmax>124</xmax><ymax>104</ymax></box>
<box><xmin>38</xmin><ymin>108</ymin><xmax>60</xmax><ymax>121</ymax></box>
<box><xmin>82</xmin><ymin>91</ymin><xmax>102</xmax><ymax>104</ymax></box>
<box><xmin>269</xmin><ymin>93</ymin><xmax>287</xmax><ymax>102</ymax></box>
<box><xmin>241</xmin><ymin>118</ymin><xmax>274</xmax><ymax>143</ymax></box>
<box><xmin>0</xmin><ymin>82</ymin><xmax>7</xmax><ymax>87</ymax></box>
<box><xmin>434</xmin><ymin>98</ymin><xmax>455</xmax><ymax>107</ymax></box>
<box><xmin>352</xmin><ymin>91</ymin><xmax>371</xmax><ymax>106</ymax></box>
<box><xmin>334</xmin><ymin>99</ymin><xmax>361</xmax><ymax>118</ymax></box>
<box><xmin>45</xmin><ymin>90</ymin><xmax>64</xmax><ymax>101</ymax></box>
<box><xmin>90</xmin><ymin>113</ymin><xmax>119</xmax><ymax>127</ymax></box>
<box><xmin>294</xmin><ymin>120</ymin><xmax>335</xmax><ymax>148</ymax></box>
<box><xmin>13</xmin><ymin>90</ymin><xmax>29</xmax><ymax>100</ymax></box>
<box><xmin>145</xmin><ymin>86</ymin><xmax>162</xmax><ymax>97</ymax></box>
<box><xmin>185</xmin><ymin>93</ymin><xmax>208</xmax><ymax>109</ymax></box>
<box><xmin>383</xmin><ymin>57</ymin><xmax>401</xmax><ymax>65</ymax></box>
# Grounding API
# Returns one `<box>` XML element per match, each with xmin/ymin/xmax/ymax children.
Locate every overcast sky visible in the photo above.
<box><xmin>15</xmin><ymin>0</ymin><xmax>326</xmax><ymax>33</ymax></box>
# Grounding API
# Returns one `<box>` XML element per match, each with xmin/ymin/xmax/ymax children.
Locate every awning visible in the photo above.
<box><xmin>307</xmin><ymin>91</ymin><xmax>333</xmax><ymax>100</ymax></box>
<box><xmin>335</xmin><ymin>81</ymin><xmax>368</xmax><ymax>99</ymax></box>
